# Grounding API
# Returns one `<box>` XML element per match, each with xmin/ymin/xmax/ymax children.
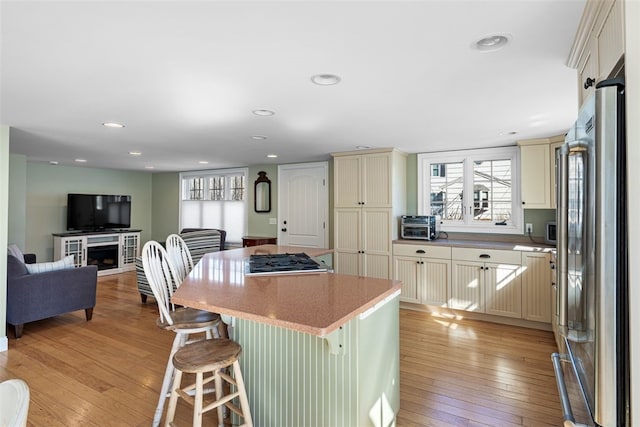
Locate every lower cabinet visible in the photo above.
<box><xmin>393</xmin><ymin>244</ymin><xmax>451</xmax><ymax>305</ymax></box>
<box><xmin>393</xmin><ymin>243</ymin><xmax>553</xmax><ymax>324</ymax></box>
<box><xmin>521</xmin><ymin>251</ymin><xmax>552</xmax><ymax>322</ymax></box>
<box><xmin>450</xmin><ymin>248</ymin><xmax>522</xmax><ymax>318</ymax></box>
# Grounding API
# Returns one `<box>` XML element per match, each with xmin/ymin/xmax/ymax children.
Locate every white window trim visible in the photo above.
<box><xmin>179</xmin><ymin>167</ymin><xmax>249</xmax><ymax>243</ymax></box>
<box><xmin>417</xmin><ymin>147</ymin><xmax>523</xmax><ymax>234</ymax></box>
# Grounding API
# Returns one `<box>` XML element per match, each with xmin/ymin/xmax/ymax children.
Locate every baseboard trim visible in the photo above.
<box><xmin>400</xmin><ymin>302</ymin><xmax>552</xmax><ymax>331</ymax></box>
<box><xmin>0</xmin><ymin>335</ymin><xmax>7</xmax><ymax>352</ymax></box>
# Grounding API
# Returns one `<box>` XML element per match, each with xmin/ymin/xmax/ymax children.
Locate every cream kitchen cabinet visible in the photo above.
<box><xmin>518</xmin><ymin>135</ymin><xmax>564</xmax><ymax>210</ymax></box>
<box><xmin>53</xmin><ymin>230</ymin><xmax>141</xmax><ymax>276</ymax></box>
<box><xmin>521</xmin><ymin>251</ymin><xmax>552</xmax><ymax>323</ymax></box>
<box><xmin>332</xmin><ymin>148</ymin><xmax>406</xmax><ymax>279</ymax></box>
<box><xmin>334</xmin><ymin>208</ymin><xmax>392</xmax><ymax>279</ymax></box>
<box><xmin>393</xmin><ymin>243</ymin><xmax>451</xmax><ymax>305</ymax></box>
<box><xmin>334</xmin><ymin>151</ymin><xmax>393</xmax><ymax>208</ymax></box>
<box><xmin>569</xmin><ymin>0</ymin><xmax>625</xmax><ymax>107</ymax></box>
<box><xmin>450</xmin><ymin>247</ymin><xmax>522</xmax><ymax>318</ymax></box>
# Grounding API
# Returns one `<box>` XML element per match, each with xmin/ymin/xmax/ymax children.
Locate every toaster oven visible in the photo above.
<box><xmin>400</xmin><ymin>215</ymin><xmax>440</xmax><ymax>240</ymax></box>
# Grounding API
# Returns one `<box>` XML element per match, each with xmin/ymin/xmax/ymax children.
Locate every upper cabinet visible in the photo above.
<box><xmin>518</xmin><ymin>135</ymin><xmax>564</xmax><ymax>209</ymax></box>
<box><xmin>568</xmin><ymin>0</ymin><xmax>625</xmax><ymax>107</ymax></box>
<box><xmin>334</xmin><ymin>151</ymin><xmax>394</xmax><ymax>208</ymax></box>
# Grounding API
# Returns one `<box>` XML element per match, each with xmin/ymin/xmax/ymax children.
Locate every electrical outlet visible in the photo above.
<box><xmin>269</xmin><ymin>218</ymin><xmax>277</xmax><ymax>225</ymax></box>
<box><xmin>526</xmin><ymin>223</ymin><xmax>533</xmax><ymax>234</ymax></box>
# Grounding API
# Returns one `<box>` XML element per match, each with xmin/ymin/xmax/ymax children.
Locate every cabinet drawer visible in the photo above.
<box><xmin>393</xmin><ymin>244</ymin><xmax>451</xmax><ymax>260</ymax></box>
<box><xmin>451</xmin><ymin>247</ymin><xmax>521</xmax><ymax>264</ymax></box>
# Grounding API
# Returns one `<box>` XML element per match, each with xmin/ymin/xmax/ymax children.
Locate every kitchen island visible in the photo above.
<box><xmin>172</xmin><ymin>245</ymin><xmax>401</xmax><ymax>427</ymax></box>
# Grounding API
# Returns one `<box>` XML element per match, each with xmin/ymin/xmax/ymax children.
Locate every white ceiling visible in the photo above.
<box><xmin>1</xmin><ymin>0</ymin><xmax>585</xmax><ymax>172</ymax></box>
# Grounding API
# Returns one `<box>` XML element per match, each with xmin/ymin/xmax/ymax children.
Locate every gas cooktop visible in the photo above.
<box><xmin>245</xmin><ymin>252</ymin><xmax>328</xmax><ymax>276</ymax></box>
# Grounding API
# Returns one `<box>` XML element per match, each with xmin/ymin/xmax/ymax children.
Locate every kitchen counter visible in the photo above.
<box><xmin>394</xmin><ymin>237</ymin><xmax>555</xmax><ymax>252</ymax></box>
<box><xmin>172</xmin><ymin>244</ymin><xmax>401</xmax><ymax>336</ymax></box>
<box><xmin>171</xmin><ymin>245</ymin><xmax>401</xmax><ymax>426</ymax></box>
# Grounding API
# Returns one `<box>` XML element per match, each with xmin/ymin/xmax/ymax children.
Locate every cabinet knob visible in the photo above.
<box><xmin>479</xmin><ymin>254</ymin><xmax>491</xmax><ymax>259</ymax></box>
<box><xmin>416</xmin><ymin>249</ymin><xmax>426</xmax><ymax>254</ymax></box>
<box><xmin>584</xmin><ymin>77</ymin><xmax>596</xmax><ymax>89</ymax></box>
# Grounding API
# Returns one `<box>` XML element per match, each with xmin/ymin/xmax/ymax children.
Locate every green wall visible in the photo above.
<box><xmin>8</xmin><ymin>153</ymin><xmax>27</xmax><ymax>249</ymax></box>
<box><xmin>151</xmin><ymin>172</ymin><xmax>180</xmax><ymax>241</ymax></box>
<box><xmin>24</xmin><ymin>163</ymin><xmax>153</xmax><ymax>261</ymax></box>
<box><xmin>247</xmin><ymin>165</ymin><xmax>278</xmax><ymax>238</ymax></box>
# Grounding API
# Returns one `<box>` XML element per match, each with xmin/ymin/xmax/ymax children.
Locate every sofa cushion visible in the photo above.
<box><xmin>7</xmin><ymin>244</ymin><xmax>24</xmax><ymax>262</ymax></box>
<box><xmin>7</xmin><ymin>255</ymin><xmax>29</xmax><ymax>277</ymax></box>
<box><xmin>25</xmin><ymin>255</ymin><xmax>75</xmax><ymax>274</ymax></box>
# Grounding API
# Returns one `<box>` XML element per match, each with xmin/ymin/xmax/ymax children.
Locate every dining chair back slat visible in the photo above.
<box><xmin>141</xmin><ymin>240</ymin><xmax>180</xmax><ymax>326</ymax></box>
<box><xmin>165</xmin><ymin>234</ymin><xmax>194</xmax><ymax>282</ymax></box>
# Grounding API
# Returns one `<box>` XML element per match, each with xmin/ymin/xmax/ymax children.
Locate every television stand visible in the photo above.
<box><xmin>53</xmin><ymin>229</ymin><xmax>141</xmax><ymax>276</ymax></box>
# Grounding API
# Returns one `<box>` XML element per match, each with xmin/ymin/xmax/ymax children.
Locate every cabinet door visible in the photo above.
<box><xmin>62</xmin><ymin>237</ymin><xmax>87</xmax><ymax>267</ymax></box>
<box><xmin>361</xmin><ymin>208</ymin><xmax>391</xmax><ymax>278</ymax></box>
<box><xmin>578</xmin><ymin>37</ymin><xmax>598</xmax><ymax>106</ymax></box>
<box><xmin>361</xmin><ymin>153</ymin><xmax>391</xmax><ymax>207</ymax></box>
<box><xmin>334</xmin><ymin>251</ymin><xmax>360</xmax><ymax>276</ymax></box>
<box><xmin>334</xmin><ymin>209</ymin><xmax>361</xmax><ymax>274</ymax></box>
<box><xmin>450</xmin><ymin>260</ymin><xmax>483</xmax><ymax>312</ymax></box>
<box><xmin>393</xmin><ymin>256</ymin><xmax>420</xmax><ymax>303</ymax></box>
<box><xmin>334</xmin><ymin>156</ymin><xmax>361</xmax><ymax>207</ymax></box>
<box><xmin>596</xmin><ymin>0</ymin><xmax>624</xmax><ymax>80</ymax></box>
<box><xmin>421</xmin><ymin>258</ymin><xmax>450</xmax><ymax>307</ymax></box>
<box><xmin>120</xmin><ymin>233</ymin><xmax>140</xmax><ymax>269</ymax></box>
<box><xmin>362</xmin><ymin>253</ymin><xmax>390</xmax><ymax>280</ymax></box>
<box><xmin>520</xmin><ymin>143</ymin><xmax>551</xmax><ymax>209</ymax></box>
<box><xmin>521</xmin><ymin>252</ymin><xmax>552</xmax><ymax>323</ymax></box>
<box><xmin>484</xmin><ymin>262</ymin><xmax>522</xmax><ymax>318</ymax></box>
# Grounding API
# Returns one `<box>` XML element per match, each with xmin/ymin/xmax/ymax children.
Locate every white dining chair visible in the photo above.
<box><xmin>0</xmin><ymin>379</ymin><xmax>30</xmax><ymax>427</ymax></box>
<box><xmin>165</xmin><ymin>233</ymin><xmax>194</xmax><ymax>283</ymax></box>
<box><xmin>142</xmin><ymin>240</ymin><xmax>222</xmax><ymax>427</ymax></box>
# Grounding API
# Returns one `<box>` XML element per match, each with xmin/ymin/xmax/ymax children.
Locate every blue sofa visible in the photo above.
<box><xmin>6</xmin><ymin>254</ymin><xmax>98</xmax><ymax>338</ymax></box>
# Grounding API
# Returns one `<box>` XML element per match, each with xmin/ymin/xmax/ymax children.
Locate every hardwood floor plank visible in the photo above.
<box><xmin>1</xmin><ymin>272</ymin><xmax>563</xmax><ymax>426</ymax></box>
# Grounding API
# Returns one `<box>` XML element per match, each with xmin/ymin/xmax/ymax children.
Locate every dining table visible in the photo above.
<box><xmin>172</xmin><ymin>244</ymin><xmax>401</xmax><ymax>427</ymax></box>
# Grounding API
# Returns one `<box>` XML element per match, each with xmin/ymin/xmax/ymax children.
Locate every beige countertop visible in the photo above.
<box><xmin>393</xmin><ymin>238</ymin><xmax>555</xmax><ymax>252</ymax></box>
<box><xmin>172</xmin><ymin>245</ymin><xmax>401</xmax><ymax>337</ymax></box>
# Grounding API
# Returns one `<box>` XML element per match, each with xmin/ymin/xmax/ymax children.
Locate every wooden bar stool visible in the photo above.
<box><xmin>165</xmin><ymin>338</ymin><xmax>252</xmax><ymax>427</ymax></box>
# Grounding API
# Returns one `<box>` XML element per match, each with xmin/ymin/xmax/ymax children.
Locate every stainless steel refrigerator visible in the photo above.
<box><xmin>552</xmin><ymin>77</ymin><xmax>628</xmax><ymax>426</ymax></box>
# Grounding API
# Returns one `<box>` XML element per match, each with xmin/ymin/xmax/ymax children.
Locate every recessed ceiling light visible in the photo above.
<box><xmin>145</xmin><ymin>165</ymin><xmax>155</xmax><ymax>170</ymax></box>
<box><xmin>311</xmin><ymin>74</ymin><xmax>342</xmax><ymax>86</ymax></box>
<box><xmin>472</xmin><ymin>34</ymin><xmax>511</xmax><ymax>52</ymax></box>
<box><xmin>129</xmin><ymin>151</ymin><xmax>142</xmax><ymax>156</ymax></box>
<box><xmin>102</xmin><ymin>122</ymin><xmax>125</xmax><ymax>128</ymax></box>
<box><xmin>75</xmin><ymin>158</ymin><xmax>87</xmax><ymax>163</ymax></box>
<box><xmin>266</xmin><ymin>154</ymin><xmax>278</xmax><ymax>158</ymax></box>
<box><xmin>499</xmin><ymin>131</ymin><xmax>518</xmax><ymax>136</ymax></box>
<box><xmin>251</xmin><ymin>135</ymin><xmax>268</xmax><ymax>140</ymax></box>
<box><xmin>356</xmin><ymin>145</ymin><xmax>372</xmax><ymax>150</ymax></box>
<box><xmin>252</xmin><ymin>109</ymin><xmax>275</xmax><ymax>116</ymax></box>
<box><xmin>49</xmin><ymin>160</ymin><xmax>59</xmax><ymax>165</ymax></box>
<box><xmin>198</xmin><ymin>161</ymin><xmax>209</xmax><ymax>165</ymax></box>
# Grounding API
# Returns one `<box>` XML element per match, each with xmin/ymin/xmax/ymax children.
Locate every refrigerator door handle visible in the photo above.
<box><xmin>557</xmin><ymin>143</ymin><xmax>569</xmax><ymax>330</ymax></box>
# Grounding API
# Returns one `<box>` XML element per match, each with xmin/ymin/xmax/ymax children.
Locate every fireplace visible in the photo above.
<box><xmin>87</xmin><ymin>245</ymin><xmax>119</xmax><ymax>271</ymax></box>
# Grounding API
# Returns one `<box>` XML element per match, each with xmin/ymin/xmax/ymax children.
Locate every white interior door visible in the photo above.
<box><xmin>278</xmin><ymin>162</ymin><xmax>328</xmax><ymax>248</ymax></box>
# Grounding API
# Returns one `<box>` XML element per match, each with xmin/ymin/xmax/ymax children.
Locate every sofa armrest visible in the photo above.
<box><xmin>6</xmin><ymin>265</ymin><xmax>98</xmax><ymax>325</ymax></box>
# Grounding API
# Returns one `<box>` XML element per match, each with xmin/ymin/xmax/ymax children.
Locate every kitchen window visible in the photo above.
<box><xmin>418</xmin><ymin>147</ymin><xmax>522</xmax><ymax>234</ymax></box>
<box><xmin>180</xmin><ymin>168</ymin><xmax>248</xmax><ymax>244</ymax></box>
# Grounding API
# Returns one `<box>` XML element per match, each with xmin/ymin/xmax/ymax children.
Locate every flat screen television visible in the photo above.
<box><xmin>67</xmin><ymin>193</ymin><xmax>131</xmax><ymax>231</ymax></box>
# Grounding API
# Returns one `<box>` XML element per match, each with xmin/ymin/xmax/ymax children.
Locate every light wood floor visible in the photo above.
<box><xmin>1</xmin><ymin>272</ymin><xmax>562</xmax><ymax>426</ymax></box>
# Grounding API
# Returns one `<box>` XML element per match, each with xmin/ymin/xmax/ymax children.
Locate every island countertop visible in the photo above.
<box><xmin>171</xmin><ymin>245</ymin><xmax>402</xmax><ymax>337</ymax></box>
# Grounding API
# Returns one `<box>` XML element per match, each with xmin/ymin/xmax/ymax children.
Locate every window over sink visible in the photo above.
<box><xmin>418</xmin><ymin>146</ymin><xmax>523</xmax><ymax>234</ymax></box>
